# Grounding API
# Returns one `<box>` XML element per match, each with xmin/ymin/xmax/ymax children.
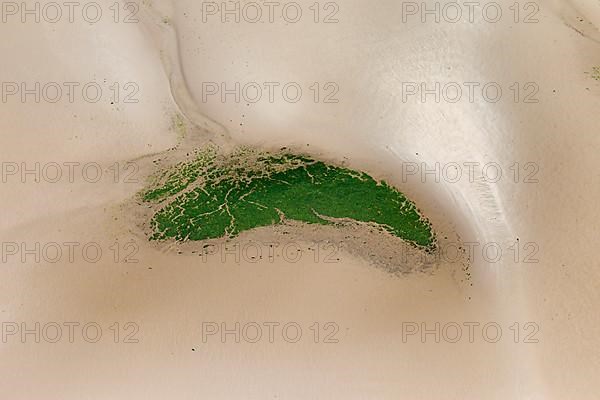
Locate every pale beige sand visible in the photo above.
<box><xmin>0</xmin><ymin>0</ymin><xmax>599</xmax><ymax>399</ymax></box>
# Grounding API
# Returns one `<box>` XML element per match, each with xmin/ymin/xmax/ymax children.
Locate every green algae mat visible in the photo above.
<box><xmin>141</xmin><ymin>147</ymin><xmax>435</xmax><ymax>249</ymax></box>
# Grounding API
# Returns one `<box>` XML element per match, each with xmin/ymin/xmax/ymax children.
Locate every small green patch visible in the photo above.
<box><xmin>141</xmin><ymin>147</ymin><xmax>435</xmax><ymax>248</ymax></box>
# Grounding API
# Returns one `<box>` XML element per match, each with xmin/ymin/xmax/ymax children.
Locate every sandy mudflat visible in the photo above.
<box><xmin>1</xmin><ymin>0</ymin><xmax>600</xmax><ymax>398</ymax></box>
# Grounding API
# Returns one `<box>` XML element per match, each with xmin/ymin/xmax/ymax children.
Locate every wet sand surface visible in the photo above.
<box><xmin>1</xmin><ymin>0</ymin><xmax>600</xmax><ymax>398</ymax></box>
